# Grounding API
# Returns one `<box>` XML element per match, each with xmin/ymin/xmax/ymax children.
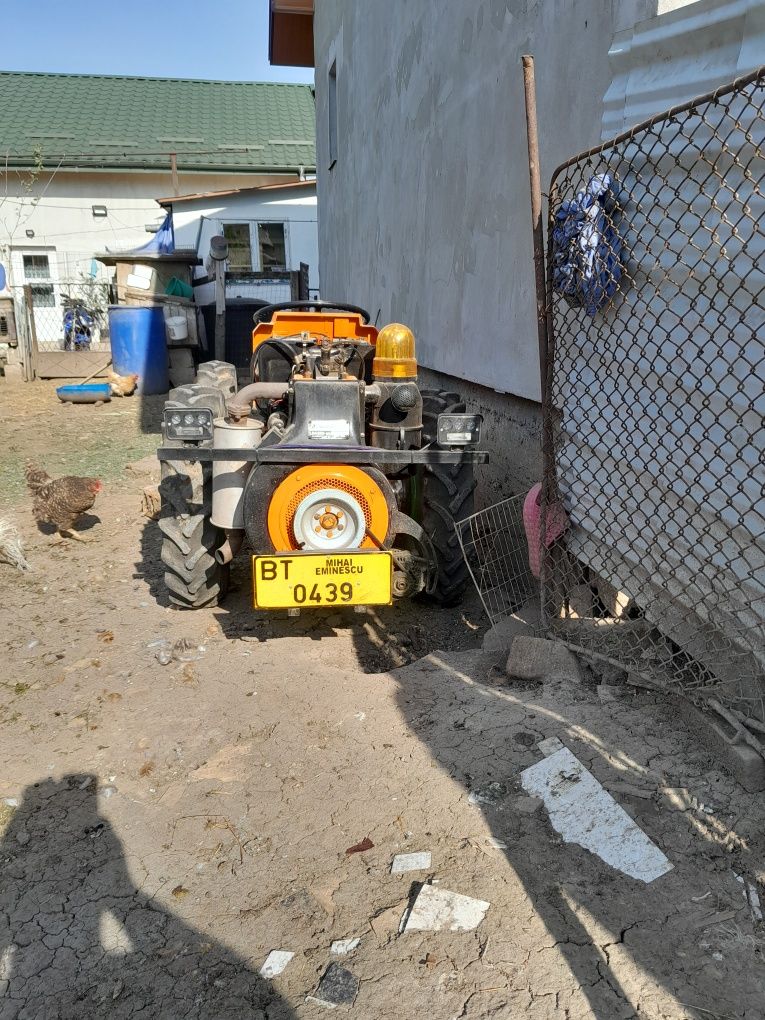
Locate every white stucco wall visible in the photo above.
<box><xmin>170</xmin><ymin>184</ymin><xmax>319</xmax><ymax>296</ymax></box>
<box><xmin>0</xmin><ymin>170</ymin><xmax>301</xmax><ymax>285</ymax></box>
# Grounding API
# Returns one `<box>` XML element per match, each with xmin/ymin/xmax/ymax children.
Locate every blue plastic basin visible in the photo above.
<box><xmin>56</xmin><ymin>383</ymin><xmax>112</xmax><ymax>403</ymax></box>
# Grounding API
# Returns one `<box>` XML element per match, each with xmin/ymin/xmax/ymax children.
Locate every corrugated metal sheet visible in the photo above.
<box><xmin>603</xmin><ymin>0</ymin><xmax>765</xmax><ymax>137</ymax></box>
<box><xmin>554</xmin><ymin>3</ymin><xmax>765</xmax><ymax>687</ymax></box>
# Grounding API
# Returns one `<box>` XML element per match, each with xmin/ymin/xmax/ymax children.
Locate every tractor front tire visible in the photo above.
<box><xmin>420</xmin><ymin>389</ymin><xmax>477</xmax><ymax>606</ymax></box>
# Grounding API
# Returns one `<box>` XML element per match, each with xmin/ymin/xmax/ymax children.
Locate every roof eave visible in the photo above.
<box><xmin>2</xmin><ymin>158</ymin><xmax>316</xmax><ymax>175</ymax></box>
<box><xmin>269</xmin><ymin>0</ymin><xmax>315</xmax><ymax>67</ymax></box>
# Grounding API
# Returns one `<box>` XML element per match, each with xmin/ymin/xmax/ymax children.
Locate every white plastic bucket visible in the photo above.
<box><xmin>165</xmin><ymin>315</ymin><xmax>188</xmax><ymax>341</ymax></box>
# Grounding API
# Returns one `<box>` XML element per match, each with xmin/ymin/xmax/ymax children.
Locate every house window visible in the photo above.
<box><xmin>328</xmin><ymin>58</ymin><xmax>338</xmax><ymax>168</ymax></box>
<box><xmin>258</xmin><ymin>223</ymin><xmax>286</xmax><ymax>271</ymax></box>
<box><xmin>23</xmin><ymin>254</ymin><xmax>51</xmax><ymax>280</ymax></box>
<box><xmin>23</xmin><ymin>253</ymin><xmax>55</xmax><ymax>306</ymax></box>
<box><xmin>222</xmin><ymin>223</ymin><xmax>252</xmax><ymax>271</ymax></box>
<box><xmin>30</xmin><ymin>285</ymin><xmax>55</xmax><ymax>308</ymax></box>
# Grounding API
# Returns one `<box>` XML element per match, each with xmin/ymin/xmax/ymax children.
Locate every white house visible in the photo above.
<box><xmin>161</xmin><ymin>179</ymin><xmax>319</xmax><ymax>305</ymax></box>
<box><xmin>0</xmin><ymin>71</ymin><xmax>317</xmax><ymax>377</ymax></box>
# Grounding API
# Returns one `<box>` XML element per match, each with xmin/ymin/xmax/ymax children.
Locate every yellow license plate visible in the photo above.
<box><xmin>252</xmin><ymin>552</ymin><xmax>393</xmax><ymax>609</ymax></box>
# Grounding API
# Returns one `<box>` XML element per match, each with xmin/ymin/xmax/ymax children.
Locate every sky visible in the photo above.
<box><xmin>3</xmin><ymin>0</ymin><xmax>314</xmax><ymax>84</ymax></box>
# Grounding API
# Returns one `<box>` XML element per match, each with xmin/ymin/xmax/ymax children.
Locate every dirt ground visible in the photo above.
<box><xmin>1</xmin><ymin>378</ymin><xmax>764</xmax><ymax>1019</ymax></box>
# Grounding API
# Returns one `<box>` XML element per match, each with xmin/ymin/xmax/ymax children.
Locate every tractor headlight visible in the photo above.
<box><xmin>437</xmin><ymin>412</ymin><xmax>483</xmax><ymax>446</ymax></box>
<box><xmin>164</xmin><ymin>407</ymin><xmax>214</xmax><ymax>441</ymax></box>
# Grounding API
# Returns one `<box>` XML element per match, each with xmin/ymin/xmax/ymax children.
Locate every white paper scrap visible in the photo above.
<box><xmin>330</xmin><ymin>937</ymin><xmax>361</xmax><ymax>955</ymax></box>
<box><xmin>391</xmin><ymin>851</ymin><xmax>432</xmax><ymax>874</ymax></box>
<box><xmin>521</xmin><ymin>747</ymin><xmax>673</xmax><ymax>884</ymax></box>
<box><xmin>401</xmin><ymin>884</ymin><xmax>490</xmax><ymax>932</ymax></box>
<box><xmin>259</xmin><ymin>950</ymin><xmax>294</xmax><ymax>978</ymax></box>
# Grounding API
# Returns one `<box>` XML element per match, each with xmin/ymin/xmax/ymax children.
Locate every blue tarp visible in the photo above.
<box><xmin>130</xmin><ymin>210</ymin><xmax>175</xmax><ymax>255</ymax></box>
<box><xmin>552</xmin><ymin>172</ymin><xmax>622</xmax><ymax>316</ymax></box>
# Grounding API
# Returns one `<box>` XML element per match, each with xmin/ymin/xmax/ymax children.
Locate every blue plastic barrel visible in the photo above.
<box><xmin>107</xmin><ymin>304</ymin><xmax>169</xmax><ymax>395</ymax></box>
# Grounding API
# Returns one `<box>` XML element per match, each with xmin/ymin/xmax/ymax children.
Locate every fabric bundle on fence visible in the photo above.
<box><xmin>552</xmin><ymin>172</ymin><xmax>622</xmax><ymax>316</ymax></box>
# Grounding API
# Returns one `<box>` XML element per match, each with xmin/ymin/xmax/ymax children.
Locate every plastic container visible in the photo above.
<box><xmin>210</xmin><ymin>418</ymin><xmax>264</xmax><ymax>529</ymax></box>
<box><xmin>56</xmin><ymin>383</ymin><xmax>111</xmax><ymax>404</ymax></box>
<box><xmin>165</xmin><ymin>277</ymin><xmax>194</xmax><ymax>299</ymax></box>
<box><xmin>165</xmin><ymin>314</ymin><xmax>189</xmax><ymax>341</ymax></box>
<box><xmin>107</xmin><ymin>304</ymin><xmax>169</xmax><ymax>395</ymax></box>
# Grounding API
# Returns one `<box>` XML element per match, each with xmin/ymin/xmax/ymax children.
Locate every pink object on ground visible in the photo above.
<box><xmin>523</xmin><ymin>483</ymin><xmax>569</xmax><ymax>579</ymax></box>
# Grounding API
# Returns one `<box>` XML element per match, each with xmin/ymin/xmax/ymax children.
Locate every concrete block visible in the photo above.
<box><xmin>675</xmin><ymin>697</ymin><xmax>765</xmax><ymax>793</ymax></box>
<box><xmin>505</xmin><ymin>636</ymin><xmax>581</xmax><ymax>682</ymax></box>
<box><xmin>592</xmin><ymin>572</ymin><xmax>635</xmax><ymax>618</ymax></box>
<box><xmin>563</xmin><ymin>583</ymin><xmax>595</xmax><ymax>619</ymax></box>
<box><xmin>482</xmin><ymin>601</ymin><xmax>541</xmax><ymax>654</ymax></box>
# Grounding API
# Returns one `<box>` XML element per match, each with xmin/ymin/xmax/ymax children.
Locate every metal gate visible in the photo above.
<box><xmin>11</xmin><ymin>279</ymin><xmax>113</xmax><ymax>379</ymax></box>
<box><xmin>542</xmin><ymin>67</ymin><xmax>765</xmax><ymax>743</ymax></box>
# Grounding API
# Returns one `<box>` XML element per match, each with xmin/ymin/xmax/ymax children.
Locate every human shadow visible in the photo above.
<box><xmin>0</xmin><ymin>776</ymin><xmax>298</xmax><ymax>1020</ymax></box>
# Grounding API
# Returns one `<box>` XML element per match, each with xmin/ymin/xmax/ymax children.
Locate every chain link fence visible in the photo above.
<box><xmin>11</xmin><ymin>279</ymin><xmax>112</xmax><ymax>353</ymax></box>
<box><xmin>541</xmin><ymin>67</ymin><xmax>765</xmax><ymax>747</ymax></box>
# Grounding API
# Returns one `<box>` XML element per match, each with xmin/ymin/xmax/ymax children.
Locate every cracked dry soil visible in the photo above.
<box><xmin>1</xmin><ymin>380</ymin><xmax>764</xmax><ymax>1019</ymax></box>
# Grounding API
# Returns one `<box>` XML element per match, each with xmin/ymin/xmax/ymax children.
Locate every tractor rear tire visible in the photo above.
<box><xmin>420</xmin><ymin>389</ymin><xmax>477</xmax><ymax>606</ymax></box>
<box><xmin>159</xmin><ymin>461</ymin><xmax>228</xmax><ymax>609</ymax></box>
<box><xmin>159</xmin><ymin>384</ymin><xmax>228</xmax><ymax>609</ymax></box>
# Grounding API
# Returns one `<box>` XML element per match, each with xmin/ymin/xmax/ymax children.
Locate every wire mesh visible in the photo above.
<box><xmin>12</xmin><ymin>280</ymin><xmax>112</xmax><ymax>353</ymax></box>
<box><xmin>455</xmin><ymin>494</ymin><xmax>537</xmax><ymax>625</ymax></box>
<box><xmin>542</xmin><ymin>67</ymin><xmax>765</xmax><ymax>747</ymax></box>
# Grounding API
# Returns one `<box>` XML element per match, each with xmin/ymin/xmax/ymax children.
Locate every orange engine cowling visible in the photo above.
<box><xmin>266</xmin><ymin>465</ymin><xmax>390</xmax><ymax>552</ymax></box>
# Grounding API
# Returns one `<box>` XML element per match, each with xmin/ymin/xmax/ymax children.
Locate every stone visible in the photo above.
<box><xmin>391</xmin><ymin>851</ymin><xmax>432</xmax><ymax>874</ymax></box>
<box><xmin>676</xmin><ymin>697</ymin><xmax>765</xmax><ymax>793</ymax></box>
<box><xmin>564</xmin><ymin>583</ymin><xmax>595</xmax><ymax>619</ymax></box>
<box><xmin>126</xmin><ymin>455</ymin><xmax>159</xmax><ymax>477</ymax></box>
<box><xmin>308</xmin><ymin>963</ymin><xmax>359</xmax><ymax>1007</ymax></box>
<box><xmin>401</xmin><ymin>885</ymin><xmax>490</xmax><ymax>933</ymax></box>
<box><xmin>512</xmin><ymin>795</ymin><xmax>543</xmax><ymax>815</ymax></box>
<box><xmin>467</xmin><ymin>781</ymin><xmax>507</xmax><ymax>806</ymax></box>
<box><xmin>330</xmin><ymin>937</ymin><xmax>361</xmax><ymax>956</ymax></box>
<box><xmin>597</xmin><ymin>683</ymin><xmax>621</xmax><ymax>704</ymax></box>
<box><xmin>591</xmin><ymin>572</ymin><xmax>635</xmax><ymax>618</ymax></box>
<box><xmin>505</xmin><ymin>636</ymin><xmax>581</xmax><ymax>682</ymax></box>
<box><xmin>259</xmin><ymin>950</ymin><xmax>294</xmax><ymax>979</ymax></box>
<box><xmin>482</xmin><ymin>601</ymin><xmax>542</xmax><ymax>654</ymax></box>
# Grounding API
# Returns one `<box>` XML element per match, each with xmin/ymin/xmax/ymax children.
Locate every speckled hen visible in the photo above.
<box><xmin>25</xmin><ymin>462</ymin><xmax>102</xmax><ymax>541</ymax></box>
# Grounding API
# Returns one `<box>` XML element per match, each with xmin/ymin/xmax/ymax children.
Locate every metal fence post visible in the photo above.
<box><xmin>22</xmin><ymin>284</ymin><xmax>38</xmax><ymax>382</ymax></box>
<box><xmin>521</xmin><ymin>54</ymin><xmax>549</xmax><ymax>404</ymax></box>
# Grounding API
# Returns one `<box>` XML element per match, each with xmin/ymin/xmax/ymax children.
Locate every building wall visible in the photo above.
<box><xmin>313</xmin><ymin>0</ymin><xmax>664</xmax><ymax>408</ymax></box>
<box><xmin>311</xmin><ymin>0</ymin><xmax>733</xmax><ymax>502</ymax></box>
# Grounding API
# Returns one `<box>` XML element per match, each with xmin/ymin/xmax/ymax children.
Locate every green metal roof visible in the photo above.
<box><xmin>0</xmin><ymin>71</ymin><xmax>315</xmax><ymax>173</ymax></box>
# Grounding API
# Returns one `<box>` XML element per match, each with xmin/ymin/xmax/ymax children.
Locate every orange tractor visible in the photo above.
<box><xmin>157</xmin><ymin>302</ymin><xmax>486</xmax><ymax>612</ymax></box>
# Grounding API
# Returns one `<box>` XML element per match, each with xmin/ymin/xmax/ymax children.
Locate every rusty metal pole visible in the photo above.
<box><xmin>522</xmin><ymin>54</ymin><xmax>548</xmax><ymax>404</ymax></box>
<box><xmin>522</xmin><ymin>55</ymin><xmax>555</xmax><ymax>628</ymax></box>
